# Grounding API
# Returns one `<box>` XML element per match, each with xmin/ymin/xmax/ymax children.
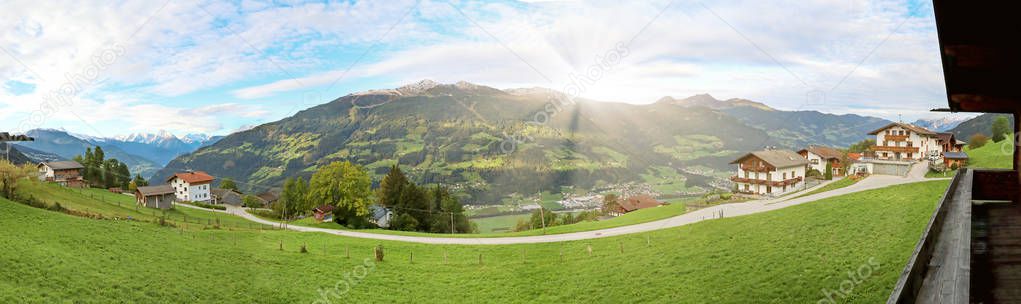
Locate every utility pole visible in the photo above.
<box><xmin>450</xmin><ymin>211</ymin><xmax>454</xmax><ymax>234</ymax></box>
<box><xmin>539</xmin><ymin>205</ymin><xmax>547</xmax><ymax>235</ymax></box>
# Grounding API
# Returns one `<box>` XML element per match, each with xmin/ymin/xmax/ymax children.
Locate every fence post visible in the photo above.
<box><xmin>619</xmin><ymin>242</ymin><xmax>624</xmax><ymax>255</ymax></box>
<box><xmin>478</xmin><ymin>253</ymin><xmax>482</xmax><ymax>266</ymax></box>
<box><xmin>586</xmin><ymin>244</ymin><xmax>592</xmax><ymax>256</ymax></box>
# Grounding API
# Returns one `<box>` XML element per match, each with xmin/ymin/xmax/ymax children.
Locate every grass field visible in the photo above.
<box><xmin>965</xmin><ymin>135</ymin><xmax>1013</xmax><ymax>169</ymax></box>
<box><xmin>0</xmin><ymin>180</ymin><xmax>948</xmax><ymax>303</ymax></box>
<box><xmin>794</xmin><ymin>177</ymin><xmax>862</xmax><ymax>199</ymax></box>
<box><xmin>15</xmin><ymin>180</ymin><xmax>273</xmax><ymax>230</ymax></box>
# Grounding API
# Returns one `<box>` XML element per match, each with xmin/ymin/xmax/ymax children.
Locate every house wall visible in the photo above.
<box><xmin>804</xmin><ymin>151</ymin><xmax>826</xmax><ymax>173</ymax></box>
<box><xmin>171</xmin><ymin>178</ymin><xmax>212</xmax><ymax>202</ymax></box>
<box><xmin>875</xmin><ymin>126</ymin><xmax>943</xmax><ymax>161</ymax></box>
<box><xmin>734</xmin><ymin>158</ymin><xmax>806</xmax><ymax>196</ymax></box>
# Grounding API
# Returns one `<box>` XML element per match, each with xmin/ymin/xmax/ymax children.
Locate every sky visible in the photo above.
<box><xmin>0</xmin><ymin>0</ymin><xmax>965</xmax><ymax>138</ymax></box>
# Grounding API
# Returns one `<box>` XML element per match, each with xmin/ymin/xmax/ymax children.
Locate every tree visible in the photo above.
<box><xmin>847</xmin><ymin>139</ymin><xmax>876</xmax><ymax>153</ymax></box>
<box><xmin>969</xmin><ymin>133</ymin><xmax>989</xmax><ymax>149</ymax></box>
<box><xmin>824</xmin><ymin>162</ymin><xmax>833</xmax><ymax>180</ymax></box>
<box><xmin>425</xmin><ymin>186</ymin><xmax>472</xmax><ymax>233</ymax></box>
<box><xmin>219</xmin><ymin>178</ymin><xmax>238</xmax><ymax>191</ymax></box>
<box><xmin>0</xmin><ymin>161</ymin><xmax>33</xmax><ymax>199</ymax></box>
<box><xmin>278</xmin><ymin>177</ymin><xmax>307</xmax><ymax>220</ymax></box>
<box><xmin>132</xmin><ymin>174</ymin><xmax>148</xmax><ymax>187</ymax></box>
<box><xmin>602</xmin><ymin>193</ymin><xmax>619</xmax><ymax>214</ymax></box>
<box><xmin>529</xmin><ymin>207</ymin><xmax>557</xmax><ymax>230</ymax></box>
<box><xmin>242</xmin><ymin>195</ymin><xmax>262</xmax><ymax>208</ymax></box>
<box><xmin>378</xmin><ymin>165</ymin><xmax>409</xmax><ymax>208</ymax></box>
<box><xmin>992</xmin><ymin>116</ymin><xmax>1011</xmax><ymax>143</ymax></box>
<box><xmin>307</xmin><ymin>161</ymin><xmax>373</xmax><ymax>228</ymax></box>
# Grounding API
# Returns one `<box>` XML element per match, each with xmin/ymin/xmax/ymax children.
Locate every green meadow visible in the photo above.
<box><xmin>0</xmin><ymin>180</ymin><xmax>949</xmax><ymax>303</ymax></box>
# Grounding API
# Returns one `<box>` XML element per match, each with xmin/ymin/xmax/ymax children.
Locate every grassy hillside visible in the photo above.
<box><xmin>966</xmin><ymin>135</ymin><xmax>1013</xmax><ymax>169</ymax></box>
<box><xmin>15</xmin><ymin>180</ymin><xmax>273</xmax><ymax>230</ymax></box>
<box><xmin>1</xmin><ymin>180</ymin><xmax>948</xmax><ymax>303</ymax></box>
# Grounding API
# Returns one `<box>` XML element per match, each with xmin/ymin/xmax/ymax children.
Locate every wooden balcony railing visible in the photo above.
<box><xmin>739</xmin><ymin>165</ymin><xmax>773</xmax><ymax>172</ymax></box>
<box><xmin>874</xmin><ymin>146</ymin><xmax>919</xmax><ymax>153</ymax></box>
<box><xmin>885</xmin><ymin>134</ymin><xmax>909</xmax><ymax>141</ymax></box>
<box><xmin>730</xmin><ymin>176</ymin><xmax>803</xmax><ymax>187</ymax></box>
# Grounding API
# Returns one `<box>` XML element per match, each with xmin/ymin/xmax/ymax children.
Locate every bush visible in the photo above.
<box><xmin>969</xmin><ymin>134</ymin><xmax>989</xmax><ymax>149</ymax></box>
<box><xmin>806</xmin><ymin>169</ymin><xmax>822</xmax><ymax>178</ymax></box>
<box><xmin>187</xmin><ymin>201</ymin><xmax>227</xmax><ymax>210</ymax></box>
<box><xmin>950</xmin><ymin>163</ymin><xmax>959</xmax><ymax>170</ymax></box>
<box><xmin>720</xmin><ymin>193</ymin><xmax>733</xmax><ymax>200</ymax></box>
<box><xmin>252</xmin><ymin>209</ymin><xmax>281</xmax><ymax>219</ymax></box>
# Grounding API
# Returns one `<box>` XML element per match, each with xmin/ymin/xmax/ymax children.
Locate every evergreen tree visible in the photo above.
<box><xmin>991</xmin><ymin>116</ymin><xmax>1010</xmax><ymax>143</ymax></box>
<box><xmin>378</xmin><ymin>165</ymin><xmax>409</xmax><ymax>208</ymax></box>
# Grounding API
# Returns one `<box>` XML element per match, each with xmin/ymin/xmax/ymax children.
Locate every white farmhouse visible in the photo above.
<box><xmin>730</xmin><ymin>149</ymin><xmax>809</xmax><ymax>196</ymax></box>
<box><xmin>167</xmin><ymin>171</ymin><xmax>215</xmax><ymax>203</ymax></box>
<box><xmin>868</xmin><ymin>122</ymin><xmax>942</xmax><ymax>161</ymax></box>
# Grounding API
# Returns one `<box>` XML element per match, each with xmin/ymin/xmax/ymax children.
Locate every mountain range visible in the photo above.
<box><xmin>948</xmin><ymin>113</ymin><xmax>1014</xmax><ymax>139</ymax></box>
<box><xmin>151</xmin><ymin>80</ymin><xmax>895</xmax><ymax>203</ymax></box>
<box><xmin>12</xmin><ymin>129</ymin><xmax>221</xmax><ymax>178</ymax></box>
<box><xmin>912</xmin><ymin>116</ymin><xmax>972</xmax><ymax>132</ymax></box>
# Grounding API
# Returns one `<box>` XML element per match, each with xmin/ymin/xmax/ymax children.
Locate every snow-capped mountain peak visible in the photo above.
<box><xmin>116</xmin><ymin>130</ymin><xmax>181</xmax><ymax>144</ymax></box>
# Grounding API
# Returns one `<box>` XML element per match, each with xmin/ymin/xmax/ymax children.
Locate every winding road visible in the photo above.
<box><xmin>225</xmin><ymin>162</ymin><xmax>938</xmax><ymax>245</ymax></box>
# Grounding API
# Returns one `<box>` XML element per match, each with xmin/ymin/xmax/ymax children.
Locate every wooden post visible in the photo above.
<box><xmin>647</xmin><ymin>235</ymin><xmax>651</xmax><ymax>247</ymax></box>
<box><xmin>279</xmin><ymin>240</ymin><xmax>283</xmax><ymax>251</ymax></box>
<box><xmin>586</xmin><ymin>244</ymin><xmax>592</xmax><ymax>256</ymax></box>
<box><xmin>410</xmin><ymin>251</ymin><xmax>414</xmax><ymax>264</ymax></box>
<box><xmin>619</xmin><ymin>242</ymin><xmax>624</xmax><ymax>254</ymax></box>
<box><xmin>443</xmin><ymin>249</ymin><xmax>448</xmax><ymax>264</ymax></box>
<box><xmin>374</xmin><ymin>245</ymin><xmax>384</xmax><ymax>262</ymax></box>
<box><xmin>478</xmin><ymin>253</ymin><xmax>482</xmax><ymax>266</ymax></box>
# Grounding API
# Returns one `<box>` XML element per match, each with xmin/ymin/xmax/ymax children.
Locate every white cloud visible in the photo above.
<box><xmin>2</xmin><ymin>0</ymin><xmax>949</xmax><ymax>135</ymax></box>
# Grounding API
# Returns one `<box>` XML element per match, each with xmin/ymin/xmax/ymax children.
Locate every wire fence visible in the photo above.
<box><xmin>54</xmin><ymin>184</ymin><xmax>278</xmax><ymax>231</ymax></box>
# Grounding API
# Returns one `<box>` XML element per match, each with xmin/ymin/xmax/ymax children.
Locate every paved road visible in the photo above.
<box><xmin>227</xmin><ymin>162</ymin><xmax>940</xmax><ymax>245</ymax></box>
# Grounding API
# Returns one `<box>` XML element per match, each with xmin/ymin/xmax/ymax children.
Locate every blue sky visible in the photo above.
<box><xmin>0</xmin><ymin>0</ymin><xmax>962</xmax><ymax>138</ymax></box>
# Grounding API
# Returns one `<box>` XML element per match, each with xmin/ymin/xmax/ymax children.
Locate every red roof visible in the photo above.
<box><xmin>167</xmin><ymin>171</ymin><xmax>215</xmax><ymax>184</ymax></box>
<box><xmin>619</xmin><ymin>195</ymin><xmax>663</xmax><ymax>212</ymax></box>
<box><xmin>847</xmin><ymin>153</ymin><xmax>863</xmax><ymax>161</ymax></box>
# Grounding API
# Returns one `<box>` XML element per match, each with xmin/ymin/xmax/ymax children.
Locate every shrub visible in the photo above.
<box><xmin>969</xmin><ymin>134</ymin><xmax>989</xmax><ymax>149</ymax></box>
<box><xmin>950</xmin><ymin>163</ymin><xmax>959</xmax><ymax>170</ymax></box>
<box><xmin>252</xmin><ymin>209</ymin><xmax>281</xmax><ymax>219</ymax></box>
<box><xmin>188</xmin><ymin>201</ymin><xmax>227</xmax><ymax>210</ymax></box>
<box><xmin>720</xmin><ymin>193</ymin><xmax>733</xmax><ymax>200</ymax></box>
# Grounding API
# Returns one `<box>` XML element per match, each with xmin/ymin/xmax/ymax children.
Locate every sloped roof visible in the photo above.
<box><xmin>798</xmin><ymin>145</ymin><xmax>843</xmax><ymax>160</ymax></box>
<box><xmin>944</xmin><ymin>151</ymin><xmax>969</xmax><ymax>159</ymax></box>
<box><xmin>936</xmin><ymin>132</ymin><xmax>955</xmax><ymax>143</ymax></box>
<box><xmin>136</xmin><ymin>185</ymin><xmax>175</xmax><ymax>196</ymax></box>
<box><xmin>257</xmin><ymin>191</ymin><xmax>279</xmax><ymax>203</ymax></box>
<box><xmin>314</xmin><ymin>204</ymin><xmax>335</xmax><ymax>213</ymax></box>
<box><xmin>167</xmin><ymin>171</ymin><xmax>214</xmax><ymax>184</ymax></box>
<box><xmin>730</xmin><ymin>149</ymin><xmax>810</xmax><ymax>168</ymax></box>
<box><xmin>39</xmin><ymin>161</ymin><xmax>83</xmax><ymax>170</ymax></box>
<box><xmin>867</xmin><ymin>122</ymin><xmax>937</xmax><ymax>136</ymax></box>
<box><xmin>619</xmin><ymin>195</ymin><xmax>662</xmax><ymax>212</ymax></box>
